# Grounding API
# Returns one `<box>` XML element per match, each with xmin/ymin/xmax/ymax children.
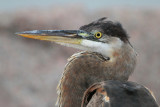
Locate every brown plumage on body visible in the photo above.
<box><xmin>81</xmin><ymin>80</ymin><xmax>159</xmax><ymax>107</ymax></box>
<box><xmin>17</xmin><ymin>18</ymin><xmax>137</xmax><ymax>107</ymax></box>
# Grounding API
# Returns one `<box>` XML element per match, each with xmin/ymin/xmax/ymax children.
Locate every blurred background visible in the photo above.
<box><xmin>0</xmin><ymin>0</ymin><xmax>160</xmax><ymax>107</ymax></box>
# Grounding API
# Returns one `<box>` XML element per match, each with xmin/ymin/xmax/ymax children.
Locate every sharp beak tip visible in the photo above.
<box><xmin>15</xmin><ymin>32</ymin><xmax>26</xmax><ymax>37</ymax></box>
<box><xmin>16</xmin><ymin>30</ymin><xmax>39</xmax><ymax>38</ymax></box>
<box><xmin>16</xmin><ymin>30</ymin><xmax>39</xmax><ymax>34</ymax></box>
<box><xmin>15</xmin><ymin>32</ymin><xmax>23</xmax><ymax>36</ymax></box>
<box><xmin>15</xmin><ymin>32</ymin><xmax>21</xmax><ymax>35</ymax></box>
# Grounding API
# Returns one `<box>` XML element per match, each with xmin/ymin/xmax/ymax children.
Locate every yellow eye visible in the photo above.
<box><xmin>95</xmin><ymin>32</ymin><xmax>102</xmax><ymax>39</ymax></box>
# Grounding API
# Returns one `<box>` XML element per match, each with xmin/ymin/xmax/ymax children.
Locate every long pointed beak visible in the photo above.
<box><xmin>16</xmin><ymin>30</ymin><xmax>89</xmax><ymax>45</ymax></box>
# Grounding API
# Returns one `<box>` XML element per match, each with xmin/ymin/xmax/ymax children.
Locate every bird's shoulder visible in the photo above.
<box><xmin>81</xmin><ymin>81</ymin><xmax>159</xmax><ymax>107</ymax></box>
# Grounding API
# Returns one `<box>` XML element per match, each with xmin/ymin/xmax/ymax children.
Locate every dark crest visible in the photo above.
<box><xmin>80</xmin><ymin>17</ymin><xmax>129</xmax><ymax>42</ymax></box>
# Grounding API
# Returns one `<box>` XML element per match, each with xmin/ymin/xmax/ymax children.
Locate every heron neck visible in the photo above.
<box><xmin>57</xmin><ymin>52</ymin><xmax>108</xmax><ymax>107</ymax></box>
<box><xmin>57</xmin><ymin>44</ymin><xmax>137</xmax><ymax>107</ymax></box>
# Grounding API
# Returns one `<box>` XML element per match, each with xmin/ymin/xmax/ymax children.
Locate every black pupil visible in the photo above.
<box><xmin>97</xmin><ymin>33</ymin><xmax>100</xmax><ymax>36</ymax></box>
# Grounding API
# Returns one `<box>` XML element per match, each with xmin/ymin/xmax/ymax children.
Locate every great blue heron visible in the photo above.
<box><xmin>16</xmin><ymin>17</ymin><xmax>157</xmax><ymax>107</ymax></box>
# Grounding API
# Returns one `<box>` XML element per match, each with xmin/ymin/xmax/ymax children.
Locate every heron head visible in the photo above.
<box><xmin>16</xmin><ymin>17</ymin><xmax>130</xmax><ymax>57</ymax></box>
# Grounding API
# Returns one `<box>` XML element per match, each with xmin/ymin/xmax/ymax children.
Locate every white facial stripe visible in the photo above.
<box><xmin>81</xmin><ymin>39</ymin><xmax>123</xmax><ymax>57</ymax></box>
<box><xmin>81</xmin><ymin>39</ymin><xmax>113</xmax><ymax>57</ymax></box>
<box><xmin>57</xmin><ymin>38</ymin><xmax>123</xmax><ymax>58</ymax></box>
